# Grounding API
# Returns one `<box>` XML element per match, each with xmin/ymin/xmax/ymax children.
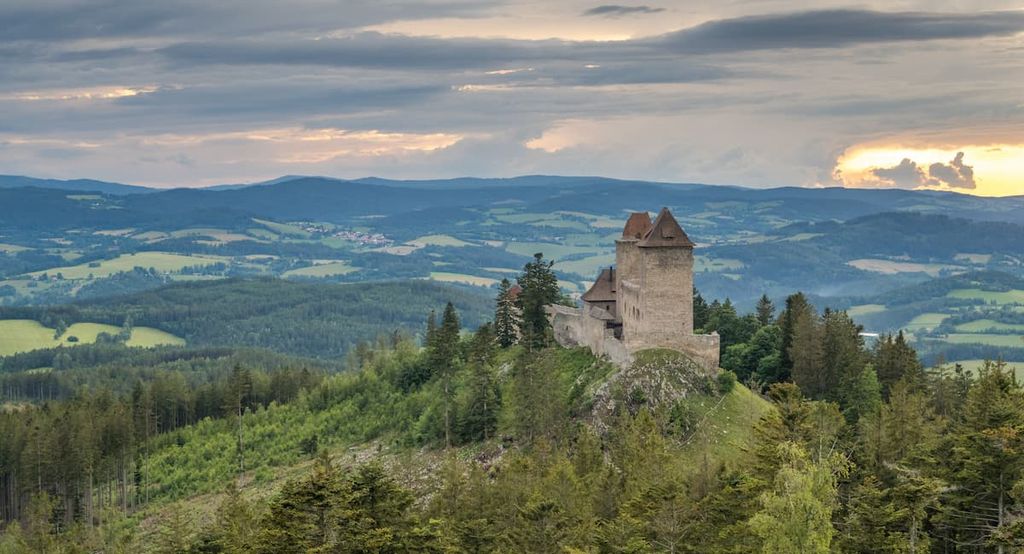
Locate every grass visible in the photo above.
<box><xmin>0</xmin><ymin>243</ymin><xmax>31</xmax><ymax>253</ymax></box>
<box><xmin>694</xmin><ymin>256</ymin><xmax>745</xmax><ymax>272</ymax></box>
<box><xmin>954</xmin><ymin>253</ymin><xmax>992</xmax><ymax>264</ymax></box>
<box><xmin>505</xmin><ymin>242</ymin><xmax>606</xmax><ymax>260</ymax></box>
<box><xmin>955</xmin><ymin>319</ymin><xmax>1024</xmax><ymax>333</ymax></box>
<box><xmin>848</xmin><ymin>304</ymin><xmax>887</xmax><ymax>318</ymax></box>
<box><xmin>780</xmin><ymin>233</ymin><xmax>823</xmax><ymax>242</ymax></box>
<box><xmin>252</xmin><ymin>218</ymin><xmax>312</xmax><ymax>238</ymax></box>
<box><xmin>947</xmin><ymin>288</ymin><xmax>1024</xmax><ymax>304</ymax></box>
<box><xmin>555</xmin><ymin>254</ymin><xmax>616</xmax><ymax>278</ymax></box>
<box><xmin>170</xmin><ymin>228</ymin><xmax>255</xmax><ymax>243</ymax></box>
<box><xmin>675</xmin><ymin>384</ymin><xmax>773</xmax><ymax>479</ymax></box>
<box><xmin>283</xmin><ymin>261</ymin><xmax>359</xmax><ymax>278</ymax></box>
<box><xmin>26</xmin><ymin>252</ymin><xmax>228</xmax><ymax>279</ymax></box>
<box><xmin>905</xmin><ymin>313</ymin><xmax>950</xmax><ymax>332</ymax></box>
<box><xmin>408</xmin><ymin>234</ymin><xmax>474</xmax><ymax>248</ymax></box>
<box><xmin>944</xmin><ymin>334</ymin><xmax>1024</xmax><ymax>348</ymax></box>
<box><xmin>848</xmin><ymin>258</ymin><xmax>959</xmax><ymax>277</ymax></box>
<box><xmin>0</xmin><ymin>319</ymin><xmax>184</xmax><ymax>356</ymax></box>
<box><xmin>429</xmin><ymin>272</ymin><xmax>498</xmax><ymax>287</ymax></box>
<box><xmin>949</xmin><ymin>359</ymin><xmax>1024</xmax><ymax>380</ymax></box>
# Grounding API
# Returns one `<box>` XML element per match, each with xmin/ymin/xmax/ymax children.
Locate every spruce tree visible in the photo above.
<box><xmin>516</xmin><ymin>253</ymin><xmax>560</xmax><ymax>351</ymax></box>
<box><xmin>460</xmin><ymin>324</ymin><xmax>500</xmax><ymax>442</ymax></box>
<box><xmin>755</xmin><ymin>294</ymin><xmax>775</xmax><ymax>326</ymax></box>
<box><xmin>429</xmin><ymin>303</ymin><xmax>462</xmax><ymax>448</ymax></box>
<box><xmin>495</xmin><ymin>279</ymin><xmax>520</xmax><ymax>348</ymax></box>
<box><xmin>693</xmin><ymin>287</ymin><xmax>711</xmax><ymax>331</ymax></box>
<box><xmin>779</xmin><ymin>292</ymin><xmax>814</xmax><ymax>383</ymax></box>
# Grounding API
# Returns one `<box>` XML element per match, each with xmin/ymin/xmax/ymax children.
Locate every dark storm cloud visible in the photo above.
<box><xmin>582</xmin><ymin>5</ymin><xmax>665</xmax><ymax>17</ymax></box>
<box><xmin>647</xmin><ymin>9</ymin><xmax>1024</xmax><ymax>53</ymax></box>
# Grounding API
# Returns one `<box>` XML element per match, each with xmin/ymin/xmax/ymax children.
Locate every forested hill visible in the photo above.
<box><xmin>0</xmin><ymin>279</ymin><xmax>493</xmax><ymax>359</ymax></box>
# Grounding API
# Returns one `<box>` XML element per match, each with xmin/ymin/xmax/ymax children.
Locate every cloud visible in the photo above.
<box><xmin>928</xmin><ymin>151</ymin><xmax>976</xmax><ymax>189</ymax></box>
<box><xmin>647</xmin><ymin>9</ymin><xmax>1024</xmax><ymax>53</ymax></box>
<box><xmin>582</xmin><ymin>5</ymin><xmax>664</xmax><ymax>17</ymax></box>
<box><xmin>871</xmin><ymin>158</ymin><xmax>928</xmax><ymax>188</ymax></box>
<box><xmin>867</xmin><ymin>152</ymin><xmax>977</xmax><ymax>190</ymax></box>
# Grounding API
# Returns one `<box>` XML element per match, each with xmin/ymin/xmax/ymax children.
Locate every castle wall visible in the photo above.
<box><xmin>635</xmin><ymin>246</ymin><xmax>694</xmax><ymax>342</ymax></box>
<box><xmin>614</xmin><ymin>239</ymin><xmax>641</xmax><ymax>321</ymax></box>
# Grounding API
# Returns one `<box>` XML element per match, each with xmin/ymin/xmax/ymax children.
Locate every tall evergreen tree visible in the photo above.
<box><xmin>516</xmin><ymin>253</ymin><xmax>560</xmax><ymax>351</ymax></box>
<box><xmin>460</xmin><ymin>324</ymin><xmax>500</xmax><ymax>442</ymax></box>
<box><xmin>755</xmin><ymin>294</ymin><xmax>775</xmax><ymax>327</ymax></box>
<box><xmin>779</xmin><ymin>292</ymin><xmax>814</xmax><ymax>383</ymax></box>
<box><xmin>875</xmin><ymin>331</ymin><xmax>924</xmax><ymax>396</ymax></box>
<box><xmin>494</xmin><ymin>279</ymin><xmax>520</xmax><ymax>348</ymax></box>
<box><xmin>429</xmin><ymin>303</ymin><xmax>462</xmax><ymax>448</ymax></box>
<box><xmin>693</xmin><ymin>287</ymin><xmax>711</xmax><ymax>331</ymax></box>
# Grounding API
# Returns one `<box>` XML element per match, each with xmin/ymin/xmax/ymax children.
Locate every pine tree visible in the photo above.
<box><xmin>429</xmin><ymin>303</ymin><xmax>462</xmax><ymax>448</ymax></box>
<box><xmin>779</xmin><ymin>292</ymin><xmax>814</xmax><ymax>383</ymax></box>
<box><xmin>841</xmin><ymin>363</ymin><xmax>882</xmax><ymax>424</ymax></box>
<box><xmin>495</xmin><ymin>279</ymin><xmax>520</xmax><ymax>348</ymax></box>
<box><xmin>516</xmin><ymin>253</ymin><xmax>560</xmax><ymax>350</ymax></box>
<box><xmin>693</xmin><ymin>287</ymin><xmax>711</xmax><ymax>331</ymax></box>
<box><xmin>460</xmin><ymin>324</ymin><xmax>500</xmax><ymax>442</ymax></box>
<box><xmin>755</xmin><ymin>294</ymin><xmax>775</xmax><ymax>326</ymax></box>
<box><xmin>875</xmin><ymin>331</ymin><xmax>924</xmax><ymax>396</ymax></box>
<box><xmin>788</xmin><ymin>302</ymin><xmax>824</xmax><ymax>398</ymax></box>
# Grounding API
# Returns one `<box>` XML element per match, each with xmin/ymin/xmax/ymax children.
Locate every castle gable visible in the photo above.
<box><xmin>581</xmin><ymin>267</ymin><xmax>616</xmax><ymax>303</ymax></box>
<box><xmin>637</xmin><ymin>207</ymin><xmax>694</xmax><ymax>248</ymax></box>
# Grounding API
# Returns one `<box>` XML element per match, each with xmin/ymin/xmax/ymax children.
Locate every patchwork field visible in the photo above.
<box><xmin>847</xmin><ymin>304</ymin><xmax>887</xmax><ymax>317</ymax></box>
<box><xmin>944</xmin><ymin>333</ymin><xmax>1024</xmax><ymax>348</ymax></box>
<box><xmin>408</xmin><ymin>234</ymin><xmax>474</xmax><ymax>248</ymax></box>
<box><xmin>505</xmin><ymin>242</ymin><xmax>607</xmax><ymax>260</ymax></box>
<box><xmin>26</xmin><ymin>252</ymin><xmax>228</xmax><ymax>279</ymax></box>
<box><xmin>954</xmin><ymin>319</ymin><xmax>1024</xmax><ymax>333</ymax></box>
<box><xmin>0</xmin><ymin>319</ymin><xmax>184</xmax><ymax>356</ymax></box>
<box><xmin>905</xmin><ymin>313</ymin><xmax>950</xmax><ymax>332</ymax></box>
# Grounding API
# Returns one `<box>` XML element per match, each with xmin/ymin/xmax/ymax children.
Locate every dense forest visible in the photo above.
<box><xmin>0</xmin><ymin>279</ymin><xmax>493</xmax><ymax>360</ymax></box>
<box><xmin>4</xmin><ymin>254</ymin><xmax>1022</xmax><ymax>553</ymax></box>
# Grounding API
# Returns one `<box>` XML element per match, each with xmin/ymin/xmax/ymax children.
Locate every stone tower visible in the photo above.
<box><xmin>548</xmin><ymin>207</ymin><xmax>719</xmax><ymax>370</ymax></box>
<box><xmin>620</xmin><ymin>208</ymin><xmax>695</xmax><ymax>350</ymax></box>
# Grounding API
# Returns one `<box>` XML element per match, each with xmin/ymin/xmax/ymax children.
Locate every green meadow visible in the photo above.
<box><xmin>26</xmin><ymin>252</ymin><xmax>228</xmax><ymax>279</ymax></box>
<box><xmin>0</xmin><ymin>319</ymin><xmax>184</xmax><ymax>356</ymax></box>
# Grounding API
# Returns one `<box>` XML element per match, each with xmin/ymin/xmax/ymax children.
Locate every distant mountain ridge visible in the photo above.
<box><xmin>0</xmin><ymin>175</ymin><xmax>153</xmax><ymax>195</ymax></box>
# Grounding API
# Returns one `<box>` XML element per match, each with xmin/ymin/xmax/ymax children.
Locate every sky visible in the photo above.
<box><xmin>1</xmin><ymin>1</ymin><xmax>1023</xmax><ymax>195</ymax></box>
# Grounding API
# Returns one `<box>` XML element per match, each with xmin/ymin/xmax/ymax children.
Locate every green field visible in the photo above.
<box><xmin>505</xmin><ymin>241</ymin><xmax>606</xmax><ymax>260</ymax></box>
<box><xmin>408</xmin><ymin>234</ymin><xmax>474</xmax><ymax>248</ymax></box>
<box><xmin>0</xmin><ymin>243</ymin><xmax>30</xmax><ymax>253</ymax></box>
<box><xmin>555</xmin><ymin>253</ymin><xmax>616</xmax><ymax>278</ymax></box>
<box><xmin>252</xmin><ymin>218</ymin><xmax>312</xmax><ymax>238</ymax></box>
<box><xmin>944</xmin><ymin>333</ymin><xmax>1024</xmax><ymax>347</ymax></box>
<box><xmin>0</xmin><ymin>320</ymin><xmax>184</xmax><ymax>356</ymax></box>
<box><xmin>428</xmin><ymin>272</ymin><xmax>498</xmax><ymax>287</ymax></box>
<box><xmin>848</xmin><ymin>304</ymin><xmax>887</xmax><ymax>317</ymax></box>
<box><xmin>849</xmin><ymin>258</ymin><xmax>959</xmax><ymax>277</ymax></box>
<box><xmin>26</xmin><ymin>252</ymin><xmax>228</xmax><ymax>279</ymax></box>
<box><xmin>905</xmin><ymin>313</ymin><xmax>950</xmax><ymax>332</ymax></box>
<box><xmin>948</xmin><ymin>288</ymin><xmax>1024</xmax><ymax>304</ymax></box>
<box><xmin>694</xmin><ymin>256</ymin><xmax>745</xmax><ymax>272</ymax></box>
<box><xmin>955</xmin><ymin>319</ymin><xmax>1024</xmax><ymax>333</ymax></box>
<box><xmin>283</xmin><ymin>261</ymin><xmax>358</xmax><ymax>278</ymax></box>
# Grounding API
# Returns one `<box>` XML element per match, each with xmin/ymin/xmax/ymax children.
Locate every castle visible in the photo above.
<box><xmin>548</xmin><ymin>208</ymin><xmax>720</xmax><ymax>370</ymax></box>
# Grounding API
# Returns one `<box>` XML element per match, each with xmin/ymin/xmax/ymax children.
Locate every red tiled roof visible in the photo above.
<box><xmin>621</xmin><ymin>212</ymin><xmax>653</xmax><ymax>239</ymax></box>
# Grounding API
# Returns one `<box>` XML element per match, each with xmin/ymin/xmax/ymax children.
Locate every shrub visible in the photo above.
<box><xmin>716</xmin><ymin>370</ymin><xmax>737</xmax><ymax>394</ymax></box>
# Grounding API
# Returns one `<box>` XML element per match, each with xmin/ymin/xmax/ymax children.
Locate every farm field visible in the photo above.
<box><xmin>947</xmin><ymin>288</ymin><xmax>1024</xmax><ymax>304</ymax></box>
<box><xmin>505</xmin><ymin>241</ymin><xmax>607</xmax><ymax>260</ymax></box>
<box><xmin>283</xmin><ymin>261</ymin><xmax>358</xmax><ymax>278</ymax></box>
<box><xmin>0</xmin><ymin>319</ymin><xmax>184</xmax><ymax>356</ymax></box>
<box><xmin>428</xmin><ymin>272</ymin><xmax>498</xmax><ymax>287</ymax></box>
<box><xmin>847</xmin><ymin>304</ymin><xmax>887</xmax><ymax>317</ymax></box>
<box><xmin>905</xmin><ymin>313</ymin><xmax>950</xmax><ymax>332</ymax></box>
<box><xmin>954</xmin><ymin>319</ymin><xmax>1024</xmax><ymax>333</ymax></box>
<box><xmin>25</xmin><ymin>252</ymin><xmax>228</xmax><ymax>279</ymax></box>
<box><xmin>848</xmin><ymin>258</ymin><xmax>960</xmax><ymax>277</ymax></box>
<box><xmin>944</xmin><ymin>333</ymin><xmax>1024</xmax><ymax>348</ymax></box>
<box><xmin>555</xmin><ymin>254</ymin><xmax>616</xmax><ymax>278</ymax></box>
<box><xmin>408</xmin><ymin>234</ymin><xmax>474</xmax><ymax>248</ymax></box>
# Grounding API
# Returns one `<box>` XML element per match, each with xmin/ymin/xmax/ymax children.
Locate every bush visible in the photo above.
<box><xmin>716</xmin><ymin>370</ymin><xmax>737</xmax><ymax>394</ymax></box>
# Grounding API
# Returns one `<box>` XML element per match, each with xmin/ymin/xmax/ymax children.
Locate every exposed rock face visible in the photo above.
<box><xmin>588</xmin><ymin>349</ymin><xmax>715</xmax><ymax>434</ymax></box>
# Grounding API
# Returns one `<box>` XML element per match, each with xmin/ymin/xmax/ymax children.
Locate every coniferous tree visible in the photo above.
<box><xmin>516</xmin><ymin>253</ymin><xmax>560</xmax><ymax>350</ymax></box>
<box><xmin>779</xmin><ymin>292</ymin><xmax>814</xmax><ymax>383</ymax></box>
<box><xmin>755</xmin><ymin>294</ymin><xmax>775</xmax><ymax>327</ymax></box>
<box><xmin>429</xmin><ymin>303</ymin><xmax>462</xmax><ymax>448</ymax></box>
<box><xmin>460</xmin><ymin>324</ymin><xmax>500</xmax><ymax>442</ymax></box>
<box><xmin>875</xmin><ymin>331</ymin><xmax>924</xmax><ymax>396</ymax></box>
<box><xmin>821</xmin><ymin>309</ymin><xmax>867</xmax><ymax>404</ymax></box>
<box><xmin>495</xmin><ymin>279</ymin><xmax>520</xmax><ymax>348</ymax></box>
<box><xmin>788</xmin><ymin>302</ymin><xmax>824</xmax><ymax>398</ymax></box>
<box><xmin>693</xmin><ymin>287</ymin><xmax>711</xmax><ymax>331</ymax></box>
